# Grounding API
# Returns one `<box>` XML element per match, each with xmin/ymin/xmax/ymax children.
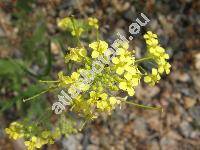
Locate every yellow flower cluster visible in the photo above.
<box><xmin>55</xmin><ymin>30</ymin><xmax>170</xmax><ymax>117</ymax></box>
<box><xmin>65</xmin><ymin>47</ymin><xmax>87</xmax><ymax>62</ymax></box>
<box><xmin>88</xmin><ymin>17</ymin><xmax>99</xmax><ymax>29</ymax></box>
<box><xmin>5</xmin><ymin>122</ymin><xmax>24</xmax><ymax>140</ymax></box>
<box><xmin>58</xmin><ymin>18</ymin><xmax>72</xmax><ymax>30</ymax></box>
<box><xmin>89</xmin><ymin>91</ymin><xmax>120</xmax><ymax>111</ymax></box>
<box><xmin>89</xmin><ymin>40</ymin><xmax>108</xmax><ymax>58</ymax></box>
<box><xmin>143</xmin><ymin>31</ymin><xmax>171</xmax><ymax>85</ymax></box>
<box><xmin>24</xmin><ymin>129</ymin><xmax>61</xmax><ymax>150</ymax></box>
<box><xmin>57</xmin><ymin>17</ymin><xmax>84</xmax><ymax>37</ymax></box>
<box><xmin>111</xmin><ymin>42</ymin><xmax>141</xmax><ymax>96</ymax></box>
<box><xmin>57</xmin><ymin>17</ymin><xmax>99</xmax><ymax>37</ymax></box>
<box><xmin>144</xmin><ymin>68</ymin><xmax>161</xmax><ymax>86</ymax></box>
<box><xmin>5</xmin><ymin>122</ymin><xmax>61</xmax><ymax>150</ymax></box>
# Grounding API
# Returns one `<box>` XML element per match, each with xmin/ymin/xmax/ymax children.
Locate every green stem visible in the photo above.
<box><xmin>137</xmin><ymin>65</ymin><xmax>146</xmax><ymax>74</ymax></box>
<box><xmin>70</xmin><ymin>17</ymin><xmax>81</xmax><ymax>46</ymax></box>
<box><xmin>135</xmin><ymin>57</ymin><xmax>153</xmax><ymax>64</ymax></box>
<box><xmin>23</xmin><ymin>85</ymin><xmax>58</xmax><ymax>102</ymax></box>
<box><xmin>39</xmin><ymin>80</ymin><xmax>59</xmax><ymax>83</ymax></box>
<box><xmin>96</xmin><ymin>29</ymin><xmax>99</xmax><ymax>41</ymax></box>
<box><xmin>121</xmin><ymin>100</ymin><xmax>163</xmax><ymax>112</ymax></box>
<box><xmin>79</xmin><ymin>120</ymin><xmax>87</xmax><ymax>131</ymax></box>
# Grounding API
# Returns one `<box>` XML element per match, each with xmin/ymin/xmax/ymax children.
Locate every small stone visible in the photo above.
<box><xmin>184</xmin><ymin>97</ymin><xmax>196</xmax><ymax>109</ymax></box>
<box><xmin>147</xmin><ymin>116</ymin><xmax>161</xmax><ymax>132</ymax></box>
<box><xmin>191</xmin><ymin>71</ymin><xmax>200</xmax><ymax>93</ymax></box>
<box><xmin>133</xmin><ymin>118</ymin><xmax>148</xmax><ymax>139</ymax></box>
<box><xmin>86</xmin><ymin>145</ymin><xmax>99</xmax><ymax>150</ymax></box>
<box><xmin>160</xmin><ymin>137</ymin><xmax>178</xmax><ymax>150</ymax></box>
<box><xmin>189</xmin><ymin>106</ymin><xmax>200</xmax><ymax>127</ymax></box>
<box><xmin>172</xmin><ymin>92</ymin><xmax>181</xmax><ymax>100</ymax></box>
<box><xmin>171</xmin><ymin>72</ymin><xmax>191</xmax><ymax>82</ymax></box>
<box><xmin>62</xmin><ymin>135</ymin><xmax>82</xmax><ymax>150</ymax></box>
<box><xmin>135</xmin><ymin>85</ymin><xmax>160</xmax><ymax>100</ymax></box>
<box><xmin>0</xmin><ymin>27</ymin><xmax>5</xmax><ymax>37</ymax></box>
<box><xmin>179</xmin><ymin>121</ymin><xmax>193</xmax><ymax>138</ymax></box>
<box><xmin>89</xmin><ymin>133</ymin><xmax>100</xmax><ymax>145</ymax></box>
<box><xmin>190</xmin><ymin>131</ymin><xmax>200</xmax><ymax>139</ymax></box>
<box><xmin>100</xmin><ymin>135</ymin><xmax>112</xmax><ymax>149</ymax></box>
<box><xmin>166</xmin><ymin>131</ymin><xmax>182</xmax><ymax>140</ymax></box>
<box><xmin>51</xmin><ymin>41</ymin><xmax>60</xmax><ymax>55</ymax></box>
<box><xmin>12</xmin><ymin>139</ymin><xmax>26</xmax><ymax>150</ymax></box>
<box><xmin>148</xmin><ymin>141</ymin><xmax>160</xmax><ymax>150</ymax></box>
<box><xmin>179</xmin><ymin>73</ymin><xmax>191</xmax><ymax>82</ymax></box>
<box><xmin>194</xmin><ymin>53</ymin><xmax>200</xmax><ymax>70</ymax></box>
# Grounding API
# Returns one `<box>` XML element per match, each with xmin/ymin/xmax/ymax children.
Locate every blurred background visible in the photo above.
<box><xmin>0</xmin><ymin>0</ymin><xmax>199</xmax><ymax>150</ymax></box>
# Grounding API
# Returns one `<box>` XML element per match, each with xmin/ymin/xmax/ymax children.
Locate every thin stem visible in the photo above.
<box><xmin>121</xmin><ymin>100</ymin><xmax>163</xmax><ymax>112</ymax></box>
<box><xmin>135</xmin><ymin>57</ymin><xmax>153</xmax><ymax>64</ymax></box>
<box><xmin>23</xmin><ymin>85</ymin><xmax>58</xmax><ymax>102</ymax></box>
<box><xmin>70</xmin><ymin>17</ymin><xmax>81</xmax><ymax>46</ymax></box>
<box><xmin>147</xmin><ymin>61</ymin><xmax>157</xmax><ymax>67</ymax></box>
<box><xmin>96</xmin><ymin>29</ymin><xmax>99</xmax><ymax>41</ymax></box>
<box><xmin>137</xmin><ymin>65</ymin><xmax>146</xmax><ymax>75</ymax></box>
<box><xmin>39</xmin><ymin>80</ymin><xmax>59</xmax><ymax>83</ymax></box>
<box><xmin>79</xmin><ymin>120</ymin><xmax>87</xmax><ymax>131</ymax></box>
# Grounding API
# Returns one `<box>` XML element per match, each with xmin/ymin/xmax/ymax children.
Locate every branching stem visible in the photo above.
<box><xmin>120</xmin><ymin>99</ymin><xmax>163</xmax><ymax>112</ymax></box>
<box><xmin>135</xmin><ymin>57</ymin><xmax>153</xmax><ymax>64</ymax></box>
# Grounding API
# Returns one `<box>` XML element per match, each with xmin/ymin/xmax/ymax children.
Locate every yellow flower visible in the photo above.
<box><xmin>89</xmin><ymin>40</ymin><xmax>108</xmax><ymax>58</ymax></box>
<box><xmin>112</xmin><ymin>55</ymin><xmax>135</xmax><ymax>75</ymax></box>
<box><xmin>143</xmin><ymin>31</ymin><xmax>171</xmax><ymax>77</ymax></box>
<box><xmin>158</xmin><ymin>62</ymin><xmax>171</xmax><ymax>74</ymax></box>
<box><xmin>71</xmin><ymin>27</ymin><xmax>84</xmax><ymax>37</ymax></box>
<box><xmin>65</xmin><ymin>47</ymin><xmax>87</xmax><ymax>62</ymax></box>
<box><xmin>144</xmin><ymin>68</ymin><xmax>161</xmax><ymax>86</ymax></box>
<box><xmin>71</xmin><ymin>72</ymin><xmax>80</xmax><ymax>80</ymax></box>
<box><xmin>58</xmin><ymin>17</ymin><xmax>84</xmax><ymax>37</ymax></box>
<box><xmin>88</xmin><ymin>91</ymin><xmax>111</xmax><ymax>111</ymax></box>
<box><xmin>119</xmin><ymin>77</ymin><xmax>139</xmax><ymax>96</ymax></box>
<box><xmin>109</xmin><ymin>97</ymin><xmax>120</xmax><ymax>106</ymax></box>
<box><xmin>114</xmin><ymin>41</ymin><xmax>129</xmax><ymax>56</ymax></box>
<box><xmin>5</xmin><ymin>122</ymin><xmax>24</xmax><ymax>140</ymax></box>
<box><xmin>58</xmin><ymin>17</ymin><xmax>72</xmax><ymax>30</ymax></box>
<box><xmin>88</xmin><ymin>17</ymin><xmax>99</xmax><ymax>29</ymax></box>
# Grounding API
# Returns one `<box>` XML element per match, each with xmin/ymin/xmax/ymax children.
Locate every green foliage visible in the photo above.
<box><xmin>0</xmin><ymin>3</ymin><xmax>52</xmax><ymax>116</ymax></box>
<box><xmin>15</xmin><ymin>0</ymin><xmax>34</xmax><ymax>13</ymax></box>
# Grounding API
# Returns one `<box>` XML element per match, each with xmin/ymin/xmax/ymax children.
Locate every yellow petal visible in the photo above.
<box><xmin>109</xmin><ymin>97</ymin><xmax>117</xmax><ymax>105</ymax></box>
<box><xmin>71</xmin><ymin>72</ymin><xmax>80</xmax><ymax>80</ymax></box>
<box><xmin>112</xmin><ymin>57</ymin><xmax>119</xmax><ymax>64</ymax></box>
<box><xmin>100</xmin><ymin>93</ymin><xmax>108</xmax><ymax>100</ymax></box>
<box><xmin>157</xmin><ymin>74</ymin><xmax>161</xmax><ymax>80</ymax></box>
<box><xmin>166</xmin><ymin>69</ymin><xmax>170</xmax><ymax>74</ymax></box>
<box><xmin>127</xmin><ymin>88</ymin><xmax>135</xmax><ymax>96</ymax></box>
<box><xmin>119</xmin><ymin>82</ymin><xmax>127</xmax><ymax>90</ymax></box>
<box><xmin>89</xmin><ymin>91</ymin><xmax>96</xmax><ymax>98</ymax></box>
<box><xmin>92</xmin><ymin>50</ymin><xmax>99</xmax><ymax>58</ymax></box>
<box><xmin>131</xmin><ymin>78</ymin><xmax>139</xmax><ymax>86</ymax></box>
<box><xmin>79</xmin><ymin>48</ymin><xmax>87</xmax><ymax>57</ymax></box>
<box><xmin>124</xmin><ymin>72</ymin><xmax>132</xmax><ymax>80</ymax></box>
<box><xmin>158</xmin><ymin>66</ymin><xmax>164</xmax><ymax>74</ymax></box>
<box><xmin>152</xmin><ymin>68</ymin><xmax>158</xmax><ymax>76</ymax></box>
<box><xmin>117</xmin><ymin>48</ymin><xmax>125</xmax><ymax>55</ymax></box>
<box><xmin>116</xmin><ymin>67</ymin><xmax>124</xmax><ymax>75</ymax></box>
<box><xmin>144</xmin><ymin>76</ymin><xmax>151</xmax><ymax>83</ymax></box>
